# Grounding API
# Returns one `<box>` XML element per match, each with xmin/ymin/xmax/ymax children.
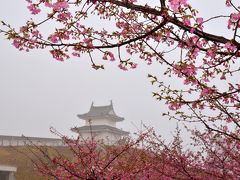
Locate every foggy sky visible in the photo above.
<box><xmin>0</xmin><ymin>1</ymin><xmax>233</xmax><ymax>141</ymax></box>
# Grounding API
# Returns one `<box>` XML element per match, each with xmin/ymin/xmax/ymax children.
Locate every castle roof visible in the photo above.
<box><xmin>71</xmin><ymin>125</ymin><xmax>129</xmax><ymax>135</ymax></box>
<box><xmin>77</xmin><ymin>101</ymin><xmax>124</xmax><ymax>122</ymax></box>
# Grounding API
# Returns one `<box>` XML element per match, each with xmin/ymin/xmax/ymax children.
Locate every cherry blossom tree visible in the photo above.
<box><xmin>23</xmin><ymin>127</ymin><xmax>239</xmax><ymax>179</ymax></box>
<box><xmin>1</xmin><ymin>0</ymin><xmax>240</xmax><ymax>178</ymax></box>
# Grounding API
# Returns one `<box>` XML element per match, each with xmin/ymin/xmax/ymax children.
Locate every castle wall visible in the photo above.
<box><xmin>78</xmin><ymin>131</ymin><xmax>124</xmax><ymax>145</ymax></box>
<box><xmin>85</xmin><ymin>119</ymin><xmax>116</xmax><ymax>127</ymax></box>
<box><xmin>0</xmin><ymin>136</ymin><xmax>65</xmax><ymax>147</ymax></box>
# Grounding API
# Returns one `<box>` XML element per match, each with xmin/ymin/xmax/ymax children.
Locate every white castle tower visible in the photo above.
<box><xmin>71</xmin><ymin>101</ymin><xmax>129</xmax><ymax>144</ymax></box>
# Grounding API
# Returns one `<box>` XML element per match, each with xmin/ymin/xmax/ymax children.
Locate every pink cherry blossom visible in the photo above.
<box><xmin>168</xmin><ymin>0</ymin><xmax>188</xmax><ymax>12</ymax></box>
<box><xmin>27</xmin><ymin>4</ymin><xmax>41</xmax><ymax>15</ymax></box>
<box><xmin>168</xmin><ymin>102</ymin><xmax>182</xmax><ymax>110</ymax></box>
<box><xmin>49</xmin><ymin>34</ymin><xmax>59</xmax><ymax>43</ymax></box>
<box><xmin>131</xmin><ymin>63</ymin><xmax>138</xmax><ymax>69</ymax></box>
<box><xmin>107</xmin><ymin>52</ymin><xmax>115</xmax><ymax>61</ymax></box>
<box><xmin>225</xmin><ymin>0</ymin><xmax>231</xmax><ymax>7</ymax></box>
<box><xmin>118</xmin><ymin>63</ymin><xmax>128</xmax><ymax>71</ymax></box>
<box><xmin>12</xmin><ymin>38</ymin><xmax>22</xmax><ymax>48</ymax></box>
<box><xmin>190</xmin><ymin>28</ymin><xmax>195</xmax><ymax>33</ymax></box>
<box><xmin>196</xmin><ymin>17</ymin><xmax>204</xmax><ymax>29</ymax></box>
<box><xmin>52</xmin><ymin>1</ymin><xmax>69</xmax><ymax>11</ymax></box>
<box><xmin>196</xmin><ymin>17</ymin><xmax>203</xmax><ymax>24</ymax></box>
<box><xmin>183</xmin><ymin>17</ymin><xmax>191</xmax><ymax>26</ymax></box>
<box><xmin>206</xmin><ymin>49</ymin><xmax>216</xmax><ymax>59</ymax></box>
<box><xmin>200</xmin><ymin>88</ymin><xmax>213</xmax><ymax>97</ymax></box>
<box><xmin>44</xmin><ymin>2</ymin><xmax>52</xmax><ymax>8</ymax></box>
<box><xmin>57</xmin><ymin>12</ymin><xmax>71</xmax><ymax>21</ymax></box>
<box><xmin>224</xmin><ymin>42</ymin><xmax>237</xmax><ymax>52</ymax></box>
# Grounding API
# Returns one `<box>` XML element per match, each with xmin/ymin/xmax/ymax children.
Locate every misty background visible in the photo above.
<box><xmin>0</xmin><ymin>1</ymin><xmax>233</xmax><ymax>141</ymax></box>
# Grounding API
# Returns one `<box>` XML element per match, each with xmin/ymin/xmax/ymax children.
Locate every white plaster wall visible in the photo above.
<box><xmin>0</xmin><ymin>137</ymin><xmax>64</xmax><ymax>147</ymax></box>
<box><xmin>18</xmin><ymin>141</ymin><xmax>25</xmax><ymax>146</ymax></box>
<box><xmin>9</xmin><ymin>140</ymin><xmax>18</xmax><ymax>146</ymax></box>
<box><xmin>102</xmin><ymin>132</ymin><xmax>122</xmax><ymax>145</ymax></box>
<box><xmin>2</xmin><ymin>140</ymin><xmax>10</xmax><ymax>146</ymax></box>
<box><xmin>78</xmin><ymin>132</ymin><xmax>96</xmax><ymax>141</ymax></box>
<box><xmin>85</xmin><ymin>119</ymin><xmax>116</xmax><ymax>127</ymax></box>
<box><xmin>78</xmin><ymin>131</ymin><xmax>123</xmax><ymax>145</ymax></box>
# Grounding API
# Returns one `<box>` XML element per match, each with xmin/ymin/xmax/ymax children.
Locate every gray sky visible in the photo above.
<box><xmin>0</xmin><ymin>1</ymin><xmax>234</xmax><ymax>140</ymax></box>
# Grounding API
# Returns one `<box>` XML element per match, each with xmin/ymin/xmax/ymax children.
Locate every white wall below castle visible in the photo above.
<box><xmin>78</xmin><ymin>131</ymin><xmax>123</xmax><ymax>145</ymax></box>
<box><xmin>85</xmin><ymin>119</ymin><xmax>116</xmax><ymax>127</ymax></box>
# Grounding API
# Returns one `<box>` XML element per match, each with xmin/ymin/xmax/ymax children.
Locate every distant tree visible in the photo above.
<box><xmin>1</xmin><ymin>0</ymin><xmax>240</xmax><ymax>178</ymax></box>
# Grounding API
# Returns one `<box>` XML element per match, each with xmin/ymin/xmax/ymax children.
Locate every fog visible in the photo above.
<box><xmin>0</xmin><ymin>1</ymin><xmax>233</xmax><ymax>141</ymax></box>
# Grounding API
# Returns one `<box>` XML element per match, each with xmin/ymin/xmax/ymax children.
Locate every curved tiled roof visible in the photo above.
<box><xmin>77</xmin><ymin>101</ymin><xmax>124</xmax><ymax>122</ymax></box>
